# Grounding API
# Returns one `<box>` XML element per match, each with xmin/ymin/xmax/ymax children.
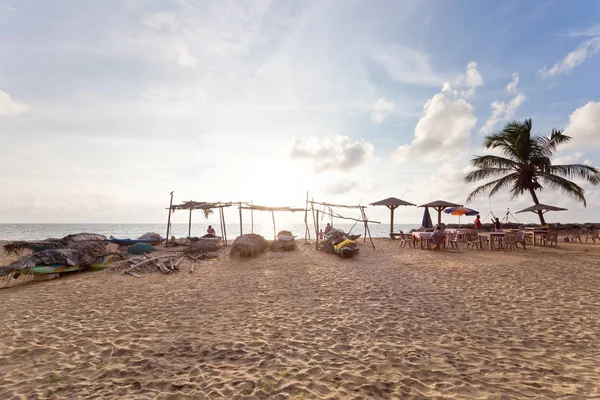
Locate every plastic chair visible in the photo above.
<box><xmin>399</xmin><ymin>231</ymin><xmax>413</xmax><ymax>248</ymax></box>
<box><xmin>447</xmin><ymin>231</ymin><xmax>459</xmax><ymax>249</ymax></box>
<box><xmin>504</xmin><ymin>232</ymin><xmax>518</xmax><ymax>251</ymax></box>
<box><xmin>466</xmin><ymin>230</ymin><xmax>481</xmax><ymax>250</ymax></box>
<box><xmin>541</xmin><ymin>230</ymin><xmax>558</xmax><ymax>247</ymax></box>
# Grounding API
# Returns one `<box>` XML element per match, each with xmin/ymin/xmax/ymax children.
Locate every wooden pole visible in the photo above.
<box><xmin>220</xmin><ymin>206</ymin><xmax>228</xmax><ymax>247</ymax></box>
<box><xmin>272</xmin><ymin>210</ymin><xmax>276</xmax><ymax>240</ymax></box>
<box><xmin>389</xmin><ymin>205</ymin><xmax>395</xmax><ymax>236</ymax></box>
<box><xmin>304</xmin><ymin>191</ymin><xmax>310</xmax><ymax>243</ymax></box>
<box><xmin>436</xmin><ymin>207</ymin><xmax>442</xmax><ymax>225</ymax></box>
<box><xmin>251</xmin><ymin>201</ymin><xmax>254</xmax><ymax>233</ymax></box>
<box><xmin>361</xmin><ymin>207</ymin><xmax>376</xmax><ymax>250</ymax></box>
<box><xmin>238</xmin><ymin>201</ymin><xmax>243</xmax><ymax>236</ymax></box>
<box><xmin>315</xmin><ymin>209</ymin><xmax>320</xmax><ymax>250</ymax></box>
<box><xmin>165</xmin><ymin>191</ymin><xmax>174</xmax><ymax>247</ymax></box>
<box><xmin>363</xmin><ymin>206</ymin><xmax>367</xmax><ymax>242</ymax></box>
<box><xmin>188</xmin><ymin>208</ymin><xmax>193</xmax><ymax>238</ymax></box>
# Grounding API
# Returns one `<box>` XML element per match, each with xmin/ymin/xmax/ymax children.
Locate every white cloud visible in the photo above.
<box><xmin>506</xmin><ymin>72</ymin><xmax>519</xmax><ymax>94</ymax></box>
<box><xmin>143</xmin><ymin>11</ymin><xmax>179</xmax><ymax>31</ymax></box>
<box><xmin>0</xmin><ymin>90</ymin><xmax>29</xmax><ymax>116</ymax></box>
<box><xmin>563</xmin><ymin>101</ymin><xmax>600</xmax><ymax>149</ymax></box>
<box><xmin>393</xmin><ymin>62</ymin><xmax>481</xmax><ymax>163</ymax></box>
<box><xmin>554</xmin><ymin>151</ymin><xmax>583</xmax><ymax>165</ymax></box>
<box><xmin>479</xmin><ymin>73</ymin><xmax>526</xmax><ymax>135</ymax></box>
<box><xmin>164</xmin><ymin>40</ymin><xmax>196</xmax><ymax>68</ymax></box>
<box><xmin>370</xmin><ymin>45</ymin><xmax>443</xmax><ymax>86</ymax></box>
<box><xmin>539</xmin><ymin>36</ymin><xmax>600</xmax><ymax>77</ymax></box>
<box><xmin>452</xmin><ymin>61</ymin><xmax>483</xmax><ymax>98</ymax></box>
<box><xmin>290</xmin><ymin>135</ymin><xmax>374</xmax><ymax>172</ymax></box>
<box><xmin>323</xmin><ymin>179</ymin><xmax>359</xmax><ymax>195</ymax></box>
<box><xmin>371</xmin><ymin>98</ymin><xmax>394</xmax><ymax>124</ymax></box>
<box><xmin>562</xmin><ymin>26</ymin><xmax>600</xmax><ymax>38</ymax></box>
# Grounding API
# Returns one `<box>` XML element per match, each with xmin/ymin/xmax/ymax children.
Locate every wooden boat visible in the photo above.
<box><xmin>31</xmin><ymin>256</ymin><xmax>110</xmax><ymax>275</ymax></box>
<box><xmin>107</xmin><ymin>238</ymin><xmax>164</xmax><ymax>245</ymax></box>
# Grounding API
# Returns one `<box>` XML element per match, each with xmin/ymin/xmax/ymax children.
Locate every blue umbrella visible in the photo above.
<box><xmin>421</xmin><ymin>207</ymin><xmax>433</xmax><ymax>229</ymax></box>
<box><xmin>444</xmin><ymin>206</ymin><xmax>479</xmax><ymax>224</ymax></box>
<box><xmin>444</xmin><ymin>206</ymin><xmax>479</xmax><ymax>216</ymax></box>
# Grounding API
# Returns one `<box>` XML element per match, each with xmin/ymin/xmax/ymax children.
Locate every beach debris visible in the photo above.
<box><xmin>127</xmin><ymin>243</ymin><xmax>156</xmax><ymax>255</ymax></box>
<box><xmin>3</xmin><ymin>233</ymin><xmax>107</xmax><ymax>255</ymax></box>
<box><xmin>230</xmin><ymin>234</ymin><xmax>268</xmax><ymax>257</ymax></box>
<box><xmin>138</xmin><ymin>232</ymin><xmax>162</xmax><ymax>240</ymax></box>
<box><xmin>185</xmin><ymin>240</ymin><xmax>220</xmax><ymax>254</ymax></box>
<box><xmin>271</xmin><ymin>230</ymin><xmax>297</xmax><ymax>252</ymax></box>
<box><xmin>322</xmin><ymin>229</ymin><xmax>360</xmax><ymax>258</ymax></box>
<box><xmin>0</xmin><ymin>241</ymin><xmax>111</xmax><ymax>281</ymax></box>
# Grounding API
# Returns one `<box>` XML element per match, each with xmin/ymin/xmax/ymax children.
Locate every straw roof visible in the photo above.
<box><xmin>418</xmin><ymin>200</ymin><xmax>462</xmax><ymax>208</ymax></box>
<box><xmin>171</xmin><ymin>201</ymin><xmax>233</xmax><ymax>210</ymax></box>
<box><xmin>515</xmin><ymin>204</ymin><xmax>568</xmax><ymax>214</ymax></box>
<box><xmin>370</xmin><ymin>197</ymin><xmax>416</xmax><ymax>207</ymax></box>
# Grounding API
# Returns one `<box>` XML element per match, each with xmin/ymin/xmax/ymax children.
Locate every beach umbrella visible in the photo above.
<box><xmin>444</xmin><ymin>206</ymin><xmax>479</xmax><ymax>216</ymax></box>
<box><xmin>515</xmin><ymin>203</ymin><xmax>568</xmax><ymax>214</ymax></box>
<box><xmin>421</xmin><ymin>207</ymin><xmax>433</xmax><ymax>229</ymax></box>
<box><xmin>515</xmin><ymin>203</ymin><xmax>567</xmax><ymax>224</ymax></box>
<box><xmin>370</xmin><ymin>197</ymin><xmax>416</xmax><ymax>235</ymax></box>
<box><xmin>444</xmin><ymin>206</ymin><xmax>479</xmax><ymax>224</ymax></box>
<box><xmin>419</xmin><ymin>200</ymin><xmax>462</xmax><ymax>225</ymax></box>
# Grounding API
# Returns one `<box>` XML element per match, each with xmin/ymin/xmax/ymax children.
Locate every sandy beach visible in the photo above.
<box><xmin>1</xmin><ymin>239</ymin><xmax>600</xmax><ymax>399</ymax></box>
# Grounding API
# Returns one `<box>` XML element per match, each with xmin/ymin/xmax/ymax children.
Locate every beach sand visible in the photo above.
<box><xmin>1</xmin><ymin>238</ymin><xmax>600</xmax><ymax>399</ymax></box>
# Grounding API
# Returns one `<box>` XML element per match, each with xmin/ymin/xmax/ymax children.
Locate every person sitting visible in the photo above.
<box><xmin>206</xmin><ymin>225</ymin><xmax>216</xmax><ymax>236</ymax></box>
<box><xmin>474</xmin><ymin>214</ymin><xmax>482</xmax><ymax>230</ymax></box>
<box><xmin>431</xmin><ymin>225</ymin><xmax>446</xmax><ymax>250</ymax></box>
<box><xmin>324</xmin><ymin>223</ymin><xmax>333</xmax><ymax>234</ymax></box>
<box><xmin>493</xmin><ymin>217</ymin><xmax>502</xmax><ymax>232</ymax></box>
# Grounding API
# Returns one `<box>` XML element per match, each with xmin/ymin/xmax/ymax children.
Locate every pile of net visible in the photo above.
<box><xmin>230</xmin><ymin>234</ymin><xmax>268</xmax><ymax>257</ymax></box>
<box><xmin>322</xmin><ymin>229</ymin><xmax>359</xmax><ymax>258</ymax></box>
<box><xmin>185</xmin><ymin>240</ymin><xmax>220</xmax><ymax>254</ymax></box>
<box><xmin>3</xmin><ymin>233</ymin><xmax>107</xmax><ymax>255</ymax></box>
<box><xmin>0</xmin><ymin>241</ymin><xmax>110</xmax><ymax>279</ymax></box>
<box><xmin>138</xmin><ymin>232</ymin><xmax>162</xmax><ymax>240</ymax></box>
<box><xmin>271</xmin><ymin>230</ymin><xmax>297</xmax><ymax>252</ymax></box>
<box><xmin>127</xmin><ymin>243</ymin><xmax>156</xmax><ymax>255</ymax></box>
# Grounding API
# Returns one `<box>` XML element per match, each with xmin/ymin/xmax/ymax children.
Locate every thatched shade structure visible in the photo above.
<box><xmin>418</xmin><ymin>200</ymin><xmax>462</xmax><ymax>225</ymax></box>
<box><xmin>515</xmin><ymin>204</ymin><xmax>567</xmax><ymax>215</ymax></box>
<box><xmin>370</xmin><ymin>197</ymin><xmax>416</xmax><ymax>235</ymax></box>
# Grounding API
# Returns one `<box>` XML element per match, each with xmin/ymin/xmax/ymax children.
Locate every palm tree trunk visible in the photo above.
<box><xmin>528</xmin><ymin>188</ymin><xmax>546</xmax><ymax>225</ymax></box>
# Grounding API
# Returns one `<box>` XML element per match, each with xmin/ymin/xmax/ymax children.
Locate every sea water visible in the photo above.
<box><xmin>0</xmin><ymin>223</ymin><xmax>419</xmax><ymax>241</ymax></box>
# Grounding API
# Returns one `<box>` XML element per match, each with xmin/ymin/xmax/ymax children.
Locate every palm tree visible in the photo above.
<box><xmin>202</xmin><ymin>208</ymin><xmax>214</xmax><ymax>219</ymax></box>
<box><xmin>465</xmin><ymin>119</ymin><xmax>600</xmax><ymax>225</ymax></box>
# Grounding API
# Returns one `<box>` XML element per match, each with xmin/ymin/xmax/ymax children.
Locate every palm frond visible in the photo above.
<box><xmin>549</xmin><ymin>164</ymin><xmax>600</xmax><ymax>184</ymax></box>
<box><xmin>540</xmin><ymin>173</ymin><xmax>587</xmax><ymax>206</ymax></box>
<box><xmin>466</xmin><ymin>173</ymin><xmax>518</xmax><ymax>203</ymax></box>
<box><xmin>537</xmin><ymin>129</ymin><xmax>571</xmax><ymax>158</ymax></box>
<box><xmin>464</xmin><ymin>167</ymin><xmax>514</xmax><ymax>183</ymax></box>
<box><xmin>470</xmin><ymin>155</ymin><xmax>518</xmax><ymax>169</ymax></box>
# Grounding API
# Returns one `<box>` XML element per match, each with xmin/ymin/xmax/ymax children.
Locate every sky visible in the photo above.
<box><xmin>1</xmin><ymin>0</ymin><xmax>600</xmax><ymax>227</ymax></box>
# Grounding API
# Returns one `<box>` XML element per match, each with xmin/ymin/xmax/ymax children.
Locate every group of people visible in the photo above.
<box><xmin>318</xmin><ymin>223</ymin><xmax>333</xmax><ymax>239</ymax></box>
<box><xmin>474</xmin><ymin>215</ymin><xmax>503</xmax><ymax>231</ymax></box>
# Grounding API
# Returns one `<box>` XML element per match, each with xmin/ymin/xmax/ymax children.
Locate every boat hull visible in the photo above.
<box><xmin>107</xmin><ymin>238</ymin><xmax>163</xmax><ymax>245</ymax></box>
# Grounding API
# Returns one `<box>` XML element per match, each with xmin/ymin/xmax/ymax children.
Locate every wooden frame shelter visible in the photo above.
<box><xmin>238</xmin><ymin>204</ymin><xmax>309</xmax><ymax>240</ymax></box>
<box><xmin>369</xmin><ymin>197</ymin><xmax>416</xmax><ymax>238</ymax></box>
<box><xmin>165</xmin><ymin>194</ymin><xmax>234</xmax><ymax>247</ymax></box>
<box><xmin>418</xmin><ymin>200</ymin><xmax>462</xmax><ymax>226</ymax></box>
<box><xmin>309</xmin><ymin>200</ymin><xmax>380</xmax><ymax>250</ymax></box>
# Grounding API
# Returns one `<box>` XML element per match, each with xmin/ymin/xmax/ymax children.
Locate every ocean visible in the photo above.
<box><xmin>0</xmin><ymin>223</ymin><xmax>420</xmax><ymax>241</ymax></box>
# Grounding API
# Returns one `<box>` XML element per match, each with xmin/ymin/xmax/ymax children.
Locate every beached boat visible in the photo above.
<box><xmin>107</xmin><ymin>237</ymin><xmax>164</xmax><ymax>245</ymax></box>
<box><xmin>31</xmin><ymin>256</ymin><xmax>110</xmax><ymax>275</ymax></box>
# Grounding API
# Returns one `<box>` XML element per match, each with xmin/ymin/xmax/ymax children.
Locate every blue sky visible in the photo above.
<box><xmin>0</xmin><ymin>0</ymin><xmax>599</xmax><ymax>226</ymax></box>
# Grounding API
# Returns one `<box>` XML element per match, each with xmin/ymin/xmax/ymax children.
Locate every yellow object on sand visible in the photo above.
<box><xmin>334</xmin><ymin>239</ymin><xmax>355</xmax><ymax>252</ymax></box>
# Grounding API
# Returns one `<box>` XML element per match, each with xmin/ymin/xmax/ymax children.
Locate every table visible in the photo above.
<box><xmin>412</xmin><ymin>232</ymin><xmax>433</xmax><ymax>249</ymax></box>
<box><xmin>524</xmin><ymin>229</ymin><xmax>548</xmax><ymax>246</ymax></box>
<box><xmin>447</xmin><ymin>229</ymin><xmax>472</xmax><ymax>242</ymax></box>
<box><xmin>479</xmin><ymin>232</ymin><xmax>506</xmax><ymax>251</ymax></box>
